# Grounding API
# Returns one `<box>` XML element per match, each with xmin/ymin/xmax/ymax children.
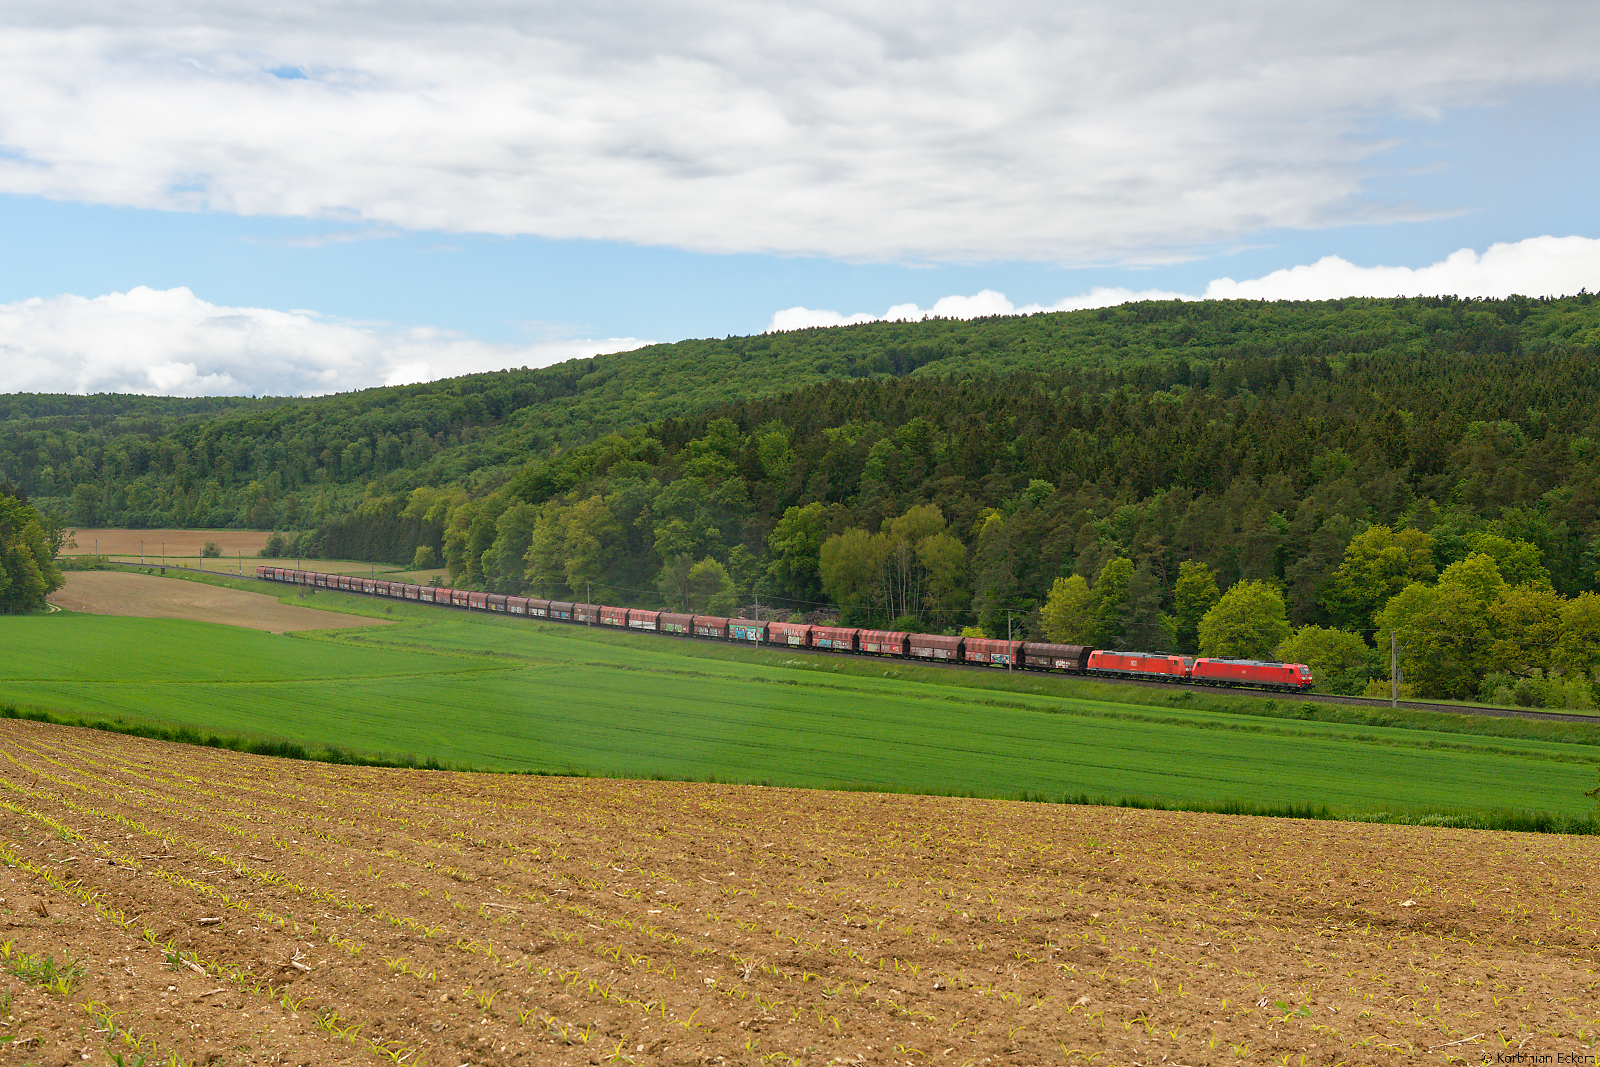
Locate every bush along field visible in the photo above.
<box><xmin>0</xmin><ymin>720</ymin><xmax>1596</xmax><ymax>1064</ymax></box>
<box><xmin>3</xmin><ymin>586</ymin><xmax>1599</xmax><ymax>830</ymax></box>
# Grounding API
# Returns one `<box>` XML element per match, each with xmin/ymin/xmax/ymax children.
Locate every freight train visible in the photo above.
<box><xmin>257</xmin><ymin>567</ymin><xmax>1316</xmax><ymax>693</ymax></box>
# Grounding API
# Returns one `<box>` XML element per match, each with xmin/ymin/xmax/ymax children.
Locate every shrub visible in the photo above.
<box><xmin>1479</xmin><ymin>670</ymin><xmax>1595</xmax><ymax>710</ymax></box>
<box><xmin>201</xmin><ymin>541</ymin><xmax>221</xmax><ymax>558</ymax></box>
<box><xmin>57</xmin><ymin>554</ymin><xmax>111</xmax><ymax>571</ymax></box>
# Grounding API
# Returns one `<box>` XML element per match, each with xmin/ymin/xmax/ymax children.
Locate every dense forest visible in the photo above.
<box><xmin>4</xmin><ymin>294</ymin><xmax>1598</xmax><ymax>529</ymax></box>
<box><xmin>5</xmin><ymin>294</ymin><xmax>1600</xmax><ymax>700</ymax></box>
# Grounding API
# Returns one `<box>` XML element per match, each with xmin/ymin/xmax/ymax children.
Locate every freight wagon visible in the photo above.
<box><xmin>251</xmin><ymin>568</ymin><xmax>1313</xmax><ymax>693</ymax></box>
<box><xmin>858</xmin><ymin>630</ymin><xmax>908</xmax><ymax>656</ymax></box>
<box><xmin>693</xmin><ymin>616</ymin><xmax>728</xmax><ymax>639</ymax></box>
<box><xmin>963</xmin><ymin>637</ymin><xmax>1022</xmax><ymax>667</ymax></box>
<box><xmin>767</xmin><ymin>621</ymin><xmax>813</xmax><ymax>647</ymax></box>
<box><xmin>728</xmin><ymin>619</ymin><xmax>766</xmax><ymax>642</ymax></box>
<box><xmin>909</xmin><ymin>634</ymin><xmax>962</xmax><ymax>661</ymax></box>
<box><xmin>812</xmin><ymin>625</ymin><xmax>858</xmax><ymax>652</ymax></box>
<box><xmin>659</xmin><ymin>612</ymin><xmax>694</xmax><ymax>635</ymax></box>
<box><xmin>1022</xmin><ymin>643</ymin><xmax>1092</xmax><ymax>671</ymax></box>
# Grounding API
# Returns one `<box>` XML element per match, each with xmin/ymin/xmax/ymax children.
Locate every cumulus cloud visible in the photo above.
<box><xmin>768</xmin><ymin>287</ymin><xmax>1190</xmax><ymax>331</ymax></box>
<box><xmin>768</xmin><ymin>236</ymin><xmax>1600</xmax><ymax>330</ymax></box>
<box><xmin>0</xmin><ymin>2</ymin><xmax>1597</xmax><ymax>262</ymax></box>
<box><xmin>1200</xmin><ymin>235</ymin><xmax>1600</xmax><ymax>300</ymax></box>
<box><xmin>0</xmin><ymin>287</ymin><xmax>647</xmax><ymax>396</ymax></box>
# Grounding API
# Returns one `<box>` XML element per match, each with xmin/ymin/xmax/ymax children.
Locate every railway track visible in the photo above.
<box><xmin>113</xmin><ymin>559</ymin><xmax>1600</xmax><ymax>728</ymax></box>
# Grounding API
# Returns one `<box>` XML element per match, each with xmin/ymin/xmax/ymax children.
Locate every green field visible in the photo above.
<box><xmin>5</xmin><ymin>584</ymin><xmax>1600</xmax><ymax>823</ymax></box>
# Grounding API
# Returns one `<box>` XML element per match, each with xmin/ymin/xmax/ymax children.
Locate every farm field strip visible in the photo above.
<box><xmin>327</xmin><ymin>612</ymin><xmax>1600</xmax><ymax>761</ymax></box>
<box><xmin>6</xmin><ymin>608</ymin><xmax>1598</xmax><ymax>815</ymax></box>
<box><xmin>1</xmin><ymin>720</ymin><xmax>1597</xmax><ymax>1065</ymax></box>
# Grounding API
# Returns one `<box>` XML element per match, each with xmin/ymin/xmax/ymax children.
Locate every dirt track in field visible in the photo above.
<box><xmin>63</xmin><ymin>528</ymin><xmax>287</xmax><ymax>558</ymax></box>
<box><xmin>49</xmin><ymin>571</ymin><xmax>385</xmax><ymax>632</ymax></box>
<box><xmin>0</xmin><ymin>720</ymin><xmax>1594</xmax><ymax>1065</ymax></box>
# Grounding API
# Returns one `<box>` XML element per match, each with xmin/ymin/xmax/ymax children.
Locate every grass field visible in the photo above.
<box><xmin>5</xmin><ymin>587</ymin><xmax>1599</xmax><ymax>821</ymax></box>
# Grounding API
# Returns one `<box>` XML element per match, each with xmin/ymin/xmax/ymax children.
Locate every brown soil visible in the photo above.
<box><xmin>49</xmin><ymin>571</ymin><xmax>386</xmax><ymax>632</ymax></box>
<box><xmin>63</xmin><ymin>529</ymin><xmax>289</xmax><ymax>559</ymax></box>
<box><xmin>0</xmin><ymin>720</ymin><xmax>1592</xmax><ymax>1066</ymax></box>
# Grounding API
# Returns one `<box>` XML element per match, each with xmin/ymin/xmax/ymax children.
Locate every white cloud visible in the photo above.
<box><xmin>769</xmin><ymin>286</ymin><xmax>1193</xmax><ymax>331</ymax></box>
<box><xmin>0</xmin><ymin>2</ymin><xmax>1597</xmax><ymax>262</ymax></box>
<box><xmin>1200</xmin><ymin>235</ymin><xmax>1600</xmax><ymax>300</ymax></box>
<box><xmin>0</xmin><ymin>287</ymin><xmax>647</xmax><ymax>396</ymax></box>
<box><xmin>768</xmin><ymin>236</ymin><xmax>1600</xmax><ymax>330</ymax></box>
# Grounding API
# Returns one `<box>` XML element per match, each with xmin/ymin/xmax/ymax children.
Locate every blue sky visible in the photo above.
<box><xmin>1</xmin><ymin>1</ymin><xmax>1598</xmax><ymax>394</ymax></box>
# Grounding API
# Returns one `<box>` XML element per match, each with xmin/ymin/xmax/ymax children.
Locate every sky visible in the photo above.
<box><xmin>1</xmin><ymin>1</ymin><xmax>1598</xmax><ymax>396</ymax></box>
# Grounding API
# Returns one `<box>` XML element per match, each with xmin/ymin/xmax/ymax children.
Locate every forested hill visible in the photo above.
<box><xmin>4</xmin><ymin>293</ymin><xmax>1598</xmax><ymax>530</ymax></box>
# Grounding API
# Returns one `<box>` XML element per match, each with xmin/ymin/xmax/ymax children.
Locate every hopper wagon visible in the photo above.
<box><xmin>859</xmin><ymin>630</ymin><xmax>909</xmax><ymax>656</ymax></box>
<box><xmin>963</xmin><ymin>637</ymin><xmax>1022</xmax><ymax>667</ymax></box>
<box><xmin>728</xmin><ymin>619</ymin><xmax>766</xmax><ymax>643</ymax></box>
<box><xmin>659</xmin><ymin>611</ymin><xmax>694</xmax><ymax>635</ymax></box>
<box><xmin>812</xmin><ymin>625</ymin><xmax>858</xmax><ymax>652</ymax></box>
<box><xmin>909</xmin><ymin>634</ymin><xmax>963</xmax><ymax>661</ymax></box>
<box><xmin>767</xmin><ymin>621</ymin><xmax>814</xmax><ymax>648</ymax></box>
<box><xmin>1023</xmin><ymin>643</ymin><xmax>1092</xmax><ymax>672</ymax></box>
<box><xmin>693</xmin><ymin>616</ymin><xmax>729</xmax><ymax>639</ymax></box>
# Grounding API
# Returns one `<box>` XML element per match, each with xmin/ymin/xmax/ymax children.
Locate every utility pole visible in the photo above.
<box><xmin>1391</xmin><ymin>630</ymin><xmax>1398</xmax><ymax>709</ymax></box>
<box><xmin>1006</xmin><ymin>609</ymin><xmax>1015</xmax><ymax>672</ymax></box>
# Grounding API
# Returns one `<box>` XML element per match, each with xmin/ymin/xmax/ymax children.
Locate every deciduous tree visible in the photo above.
<box><xmin>1172</xmin><ymin>560</ymin><xmax>1219</xmax><ymax>652</ymax></box>
<box><xmin>1198</xmin><ymin>580</ymin><xmax>1291</xmax><ymax>659</ymax></box>
<box><xmin>0</xmin><ymin>492</ymin><xmax>63</xmax><ymax>614</ymax></box>
<box><xmin>1039</xmin><ymin>574</ymin><xmax>1094</xmax><ymax>644</ymax></box>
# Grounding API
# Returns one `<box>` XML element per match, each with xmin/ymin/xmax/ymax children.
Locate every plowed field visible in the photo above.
<box><xmin>0</xmin><ymin>719</ymin><xmax>1594</xmax><ymax>1066</ymax></box>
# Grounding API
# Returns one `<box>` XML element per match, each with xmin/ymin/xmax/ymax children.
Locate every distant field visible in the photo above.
<box><xmin>63</xmin><ymin>528</ymin><xmax>286</xmax><ymax>558</ymax></box>
<box><xmin>2</xmin><ymin>590</ymin><xmax>1596</xmax><ymax>819</ymax></box>
<box><xmin>71</xmin><ymin>537</ymin><xmax>447</xmax><ymax>584</ymax></box>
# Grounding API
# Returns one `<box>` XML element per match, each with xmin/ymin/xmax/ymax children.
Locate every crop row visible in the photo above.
<box><xmin>1</xmin><ymin>719</ymin><xmax>1597</xmax><ymax>1065</ymax></box>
